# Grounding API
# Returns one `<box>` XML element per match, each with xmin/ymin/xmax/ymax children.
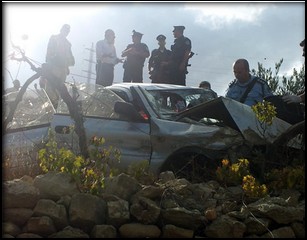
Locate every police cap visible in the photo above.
<box><xmin>132</xmin><ymin>30</ymin><xmax>143</xmax><ymax>38</ymax></box>
<box><xmin>173</xmin><ymin>26</ymin><xmax>185</xmax><ymax>32</ymax></box>
<box><xmin>156</xmin><ymin>34</ymin><xmax>166</xmax><ymax>41</ymax></box>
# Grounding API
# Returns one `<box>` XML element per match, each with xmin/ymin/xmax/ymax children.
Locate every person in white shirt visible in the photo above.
<box><xmin>96</xmin><ymin>29</ymin><xmax>123</xmax><ymax>87</ymax></box>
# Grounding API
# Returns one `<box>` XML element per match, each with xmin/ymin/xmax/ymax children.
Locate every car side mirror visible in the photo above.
<box><xmin>114</xmin><ymin>101</ymin><xmax>146</xmax><ymax>122</ymax></box>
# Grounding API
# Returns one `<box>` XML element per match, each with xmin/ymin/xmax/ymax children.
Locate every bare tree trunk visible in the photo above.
<box><xmin>41</xmin><ymin>64</ymin><xmax>89</xmax><ymax>158</ymax></box>
<box><xmin>4</xmin><ymin>68</ymin><xmax>89</xmax><ymax>158</ymax></box>
<box><xmin>53</xmin><ymin>81</ymin><xmax>89</xmax><ymax>158</ymax></box>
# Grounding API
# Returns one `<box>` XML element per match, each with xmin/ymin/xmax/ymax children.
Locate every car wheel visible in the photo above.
<box><xmin>161</xmin><ymin>153</ymin><xmax>218</xmax><ymax>183</ymax></box>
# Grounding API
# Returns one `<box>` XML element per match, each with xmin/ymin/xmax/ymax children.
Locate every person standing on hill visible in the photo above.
<box><xmin>96</xmin><ymin>29</ymin><xmax>123</xmax><ymax>87</ymax></box>
<box><xmin>45</xmin><ymin>24</ymin><xmax>75</xmax><ymax>83</ymax></box>
<box><xmin>121</xmin><ymin>30</ymin><xmax>150</xmax><ymax>83</ymax></box>
<box><xmin>148</xmin><ymin>34</ymin><xmax>172</xmax><ymax>83</ymax></box>
<box><xmin>44</xmin><ymin>24</ymin><xmax>75</xmax><ymax>107</ymax></box>
<box><xmin>169</xmin><ymin>26</ymin><xmax>192</xmax><ymax>86</ymax></box>
<box><xmin>44</xmin><ymin>24</ymin><xmax>88</xmax><ymax>157</ymax></box>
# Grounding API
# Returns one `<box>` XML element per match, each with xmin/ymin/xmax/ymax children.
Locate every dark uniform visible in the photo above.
<box><xmin>122</xmin><ymin>31</ymin><xmax>150</xmax><ymax>83</ymax></box>
<box><xmin>170</xmin><ymin>26</ymin><xmax>192</xmax><ymax>86</ymax></box>
<box><xmin>148</xmin><ymin>34</ymin><xmax>172</xmax><ymax>83</ymax></box>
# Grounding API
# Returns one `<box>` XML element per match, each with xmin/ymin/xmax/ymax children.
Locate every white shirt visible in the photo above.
<box><xmin>96</xmin><ymin>39</ymin><xmax>118</xmax><ymax>65</ymax></box>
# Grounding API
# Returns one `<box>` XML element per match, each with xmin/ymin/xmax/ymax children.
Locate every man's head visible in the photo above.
<box><xmin>233</xmin><ymin>59</ymin><xmax>250</xmax><ymax>83</ymax></box>
<box><xmin>13</xmin><ymin>79</ymin><xmax>20</xmax><ymax>90</ymax></box>
<box><xmin>60</xmin><ymin>24</ymin><xmax>70</xmax><ymax>37</ymax></box>
<box><xmin>199</xmin><ymin>81</ymin><xmax>211</xmax><ymax>89</ymax></box>
<box><xmin>105</xmin><ymin>29</ymin><xmax>115</xmax><ymax>44</ymax></box>
<box><xmin>132</xmin><ymin>30</ymin><xmax>143</xmax><ymax>43</ymax></box>
<box><xmin>156</xmin><ymin>34</ymin><xmax>166</xmax><ymax>47</ymax></box>
<box><xmin>173</xmin><ymin>26</ymin><xmax>185</xmax><ymax>38</ymax></box>
<box><xmin>300</xmin><ymin>39</ymin><xmax>305</xmax><ymax>57</ymax></box>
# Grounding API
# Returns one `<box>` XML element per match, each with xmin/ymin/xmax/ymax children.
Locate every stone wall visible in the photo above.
<box><xmin>2</xmin><ymin>171</ymin><xmax>305</xmax><ymax>238</ymax></box>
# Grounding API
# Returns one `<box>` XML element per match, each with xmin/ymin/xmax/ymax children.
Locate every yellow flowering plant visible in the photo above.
<box><xmin>216</xmin><ymin>158</ymin><xmax>250</xmax><ymax>186</ymax></box>
<box><xmin>242</xmin><ymin>174</ymin><xmax>268</xmax><ymax>198</ymax></box>
<box><xmin>251</xmin><ymin>100</ymin><xmax>277</xmax><ymax>139</ymax></box>
<box><xmin>39</xmin><ymin>128</ymin><xmax>121</xmax><ymax>195</ymax></box>
<box><xmin>216</xmin><ymin>158</ymin><xmax>268</xmax><ymax>198</ymax></box>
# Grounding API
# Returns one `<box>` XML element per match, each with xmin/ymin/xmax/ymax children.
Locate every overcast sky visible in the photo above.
<box><xmin>3</xmin><ymin>1</ymin><xmax>305</xmax><ymax>96</ymax></box>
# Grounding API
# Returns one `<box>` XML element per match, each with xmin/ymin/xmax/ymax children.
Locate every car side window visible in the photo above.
<box><xmin>186</xmin><ymin>90</ymin><xmax>217</xmax><ymax>108</ymax></box>
<box><xmin>57</xmin><ymin>84</ymin><xmax>123</xmax><ymax>119</ymax></box>
<box><xmin>111</xmin><ymin>89</ymin><xmax>130</xmax><ymax>102</ymax></box>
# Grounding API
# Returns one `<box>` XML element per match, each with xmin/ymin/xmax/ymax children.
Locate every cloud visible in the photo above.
<box><xmin>185</xmin><ymin>3</ymin><xmax>268</xmax><ymax>30</ymax></box>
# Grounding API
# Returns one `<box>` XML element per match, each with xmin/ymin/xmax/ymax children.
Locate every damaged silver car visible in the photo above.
<box><xmin>3</xmin><ymin>82</ymin><xmax>293</xmax><ymax>180</ymax></box>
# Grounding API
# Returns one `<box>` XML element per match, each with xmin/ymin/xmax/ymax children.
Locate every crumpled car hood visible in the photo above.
<box><xmin>174</xmin><ymin>96</ymin><xmax>291</xmax><ymax>144</ymax></box>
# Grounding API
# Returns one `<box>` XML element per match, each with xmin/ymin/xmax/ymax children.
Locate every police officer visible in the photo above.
<box><xmin>225</xmin><ymin>58</ymin><xmax>274</xmax><ymax>106</ymax></box>
<box><xmin>121</xmin><ymin>30</ymin><xmax>150</xmax><ymax>83</ymax></box>
<box><xmin>169</xmin><ymin>26</ymin><xmax>192</xmax><ymax>86</ymax></box>
<box><xmin>199</xmin><ymin>80</ymin><xmax>218</xmax><ymax>98</ymax></box>
<box><xmin>148</xmin><ymin>34</ymin><xmax>172</xmax><ymax>83</ymax></box>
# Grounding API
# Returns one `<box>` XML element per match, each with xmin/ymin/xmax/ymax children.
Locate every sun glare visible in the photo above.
<box><xmin>4</xmin><ymin>4</ymin><xmax>101</xmax><ymax>56</ymax></box>
<box><xmin>3</xmin><ymin>3</ymin><xmax>102</xmax><ymax>87</ymax></box>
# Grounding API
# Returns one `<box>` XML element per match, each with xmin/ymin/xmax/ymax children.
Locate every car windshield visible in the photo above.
<box><xmin>141</xmin><ymin>87</ymin><xmax>216</xmax><ymax>119</ymax></box>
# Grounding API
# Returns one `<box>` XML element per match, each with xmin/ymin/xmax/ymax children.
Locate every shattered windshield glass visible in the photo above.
<box><xmin>3</xmin><ymin>88</ymin><xmax>55</xmax><ymax>130</ymax></box>
<box><xmin>140</xmin><ymin>87</ymin><xmax>217</xmax><ymax>119</ymax></box>
<box><xmin>57</xmin><ymin>82</ymin><xmax>125</xmax><ymax>118</ymax></box>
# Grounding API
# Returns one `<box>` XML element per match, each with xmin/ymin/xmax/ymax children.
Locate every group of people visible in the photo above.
<box><xmin>5</xmin><ymin>23</ymin><xmax>304</xmax><ymax>125</ymax></box>
<box><xmin>95</xmin><ymin>26</ymin><xmax>192</xmax><ymax>87</ymax></box>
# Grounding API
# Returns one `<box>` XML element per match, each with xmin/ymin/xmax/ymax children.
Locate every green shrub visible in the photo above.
<box><xmin>39</xmin><ymin>128</ymin><xmax>121</xmax><ymax>195</ymax></box>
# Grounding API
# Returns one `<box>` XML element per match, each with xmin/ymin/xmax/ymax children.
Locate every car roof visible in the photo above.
<box><xmin>107</xmin><ymin>83</ymin><xmax>217</xmax><ymax>103</ymax></box>
<box><xmin>108</xmin><ymin>83</ymin><xmax>200</xmax><ymax>91</ymax></box>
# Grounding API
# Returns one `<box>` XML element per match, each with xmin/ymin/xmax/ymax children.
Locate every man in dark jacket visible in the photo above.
<box><xmin>122</xmin><ymin>30</ymin><xmax>150</xmax><ymax>83</ymax></box>
<box><xmin>169</xmin><ymin>26</ymin><xmax>192</xmax><ymax>86</ymax></box>
<box><xmin>148</xmin><ymin>34</ymin><xmax>172</xmax><ymax>83</ymax></box>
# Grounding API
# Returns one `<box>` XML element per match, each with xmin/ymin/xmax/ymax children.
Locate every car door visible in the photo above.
<box><xmin>3</xmin><ymin>88</ymin><xmax>55</xmax><ymax>178</ymax></box>
<box><xmin>51</xmin><ymin>84</ymin><xmax>152</xmax><ymax>171</ymax></box>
